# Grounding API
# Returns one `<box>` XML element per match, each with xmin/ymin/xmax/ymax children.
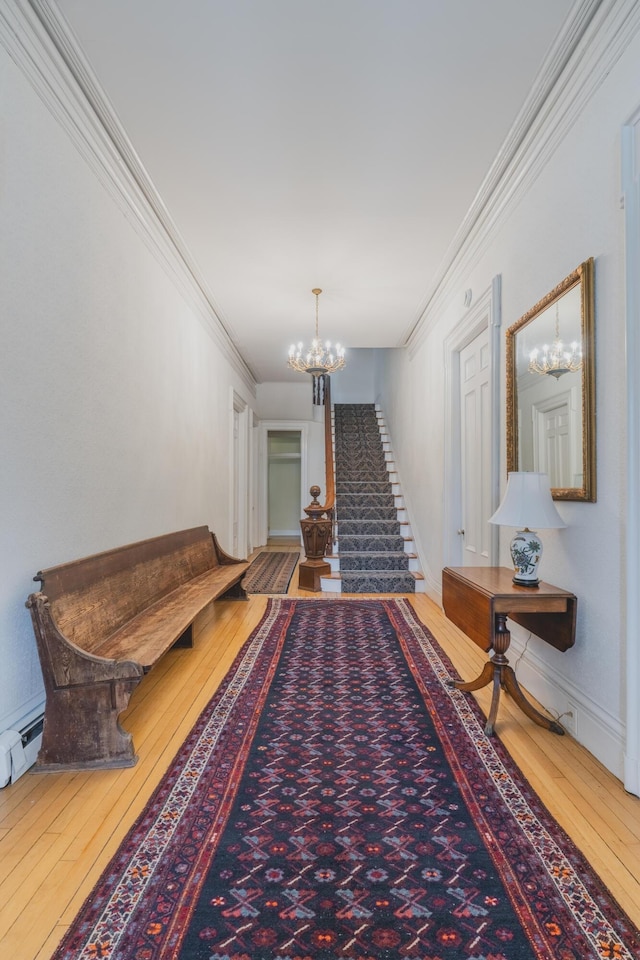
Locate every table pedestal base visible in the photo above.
<box><xmin>447</xmin><ymin>613</ymin><xmax>565</xmax><ymax>737</ymax></box>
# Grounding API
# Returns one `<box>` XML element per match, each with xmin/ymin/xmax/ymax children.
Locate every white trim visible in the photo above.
<box><xmin>258</xmin><ymin>422</ymin><xmax>309</xmax><ymax>547</ymax></box>
<box><xmin>406</xmin><ymin>0</ymin><xmax>640</xmax><ymax>354</ymax></box>
<box><xmin>0</xmin><ymin>0</ymin><xmax>256</xmax><ymax>394</ymax></box>
<box><xmin>622</xmin><ymin>106</ymin><xmax>640</xmax><ymax>796</ymax></box>
<box><xmin>443</xmin><ymin>277</ymin><xmax>501</xmax><ymax>569</ymax></box>
<box><xmin>230</xmin><ymin>392</ymin><xmax>250</xmax><ymax>558</ymax></box>
<box><xmin>249</xmin><ymin>409</ymin><xmax>260</xmax><ymax>555</ymax></box>
<box><xmin>508</xmin><ymin>628</ymin><xmax>625</xmax><ymax>778</ymax></box>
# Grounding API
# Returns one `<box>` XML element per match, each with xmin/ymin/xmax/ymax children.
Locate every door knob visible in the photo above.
<box><xmin>457</xmin><ymin>529</ymin><xmax>465</xmax><ymax>535</ymax></box>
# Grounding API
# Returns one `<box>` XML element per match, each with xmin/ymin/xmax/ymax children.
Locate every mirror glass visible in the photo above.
<box><xmin>506</xmin><ymin>259</ymin><xmax>595</xmax><ymax>501</ymax></box>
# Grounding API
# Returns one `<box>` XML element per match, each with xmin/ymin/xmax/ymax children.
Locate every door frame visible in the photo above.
<box><xmin>443</xmin><ymin>276</ymin><xmax>501</xmax><ymax>567</ymax></box>
<box><xmin>230</xmin><ymin>391</ymin><xmax>249</xmax><ymax>558</ymax></box>
<box><xmin>623</xmin><ymin>108</ymin><xmax>640</xmax><ymax>796</ymax></box>
<box><xmin>258</xmin><ymin>421</ymin><xmax>309</xmax><ymax>547</ymax></box>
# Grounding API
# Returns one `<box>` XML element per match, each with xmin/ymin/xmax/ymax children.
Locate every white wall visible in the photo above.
<box><xmin>255</xmin><ymin>382</ymin><xmax>326</xmax><ymax>523</ymax></box>
<box><xmin>376</xmin><ymin>15</ymin><xmax>640</xmax><ymax>782</ymax></box>
<box><xmin>255</xmin><ymin>381</ymin><xmax>314</xmax><ymax>420</ymax></box>
<box><xmin>331</xmin><ymin>350</ymin><xmax>376</xmax><ymax>403</ymax></box>
<box><xmin>0</xmin><ymin>39</ymin><xmax>256</xmax><ymax>733</ymax></box>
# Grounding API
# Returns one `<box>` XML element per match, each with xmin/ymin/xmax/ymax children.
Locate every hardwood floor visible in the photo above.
<box><xmin>1</xmin><ymin>549</ymin><xmax>639</xmax><ymax>958</ymax></box>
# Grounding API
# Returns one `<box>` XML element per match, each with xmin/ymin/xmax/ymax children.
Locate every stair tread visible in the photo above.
<box><xmin>332</xmin><ymin>403</ymin><xmax>421</xmax><ymax>594</ymax></box>
<box><xmin>337</xmin><ymin>553</ymin><xmax>411</xmax><ymax>558</ymax></box>
<box><xmin>333</xmin><ymin>570</ymin><xmax>422</xmax><ymax>579</ymax></box>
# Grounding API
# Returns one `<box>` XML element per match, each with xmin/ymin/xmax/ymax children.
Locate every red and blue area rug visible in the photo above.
<box><xmin>54</xmin><ymin>598</ymin><xmax>639</xmax><ymax>960</ymax></box>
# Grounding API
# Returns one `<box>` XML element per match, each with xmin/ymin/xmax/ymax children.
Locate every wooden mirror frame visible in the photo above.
<box><xmin>506</xmin><ymin>258</ymin><xmax>596</xmax><ymax>501</ymax></box>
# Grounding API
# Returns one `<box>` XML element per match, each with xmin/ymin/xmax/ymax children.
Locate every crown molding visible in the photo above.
<box><xmin>406</xmin><ymin>0</ymin><xmax>640</xmax><ymax>357</ymax></box>
<box><xmin>0</xmin><ymin>0</ymin><xmax>257</xmax><ymax>395</ymax></box>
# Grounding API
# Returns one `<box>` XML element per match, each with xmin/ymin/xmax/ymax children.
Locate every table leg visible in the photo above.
<box><xmin>448</xmin><ymin>660</ymin><xmax>495</xmax><ymax>693</ymax></box>
<box><xmin>448</xmin><ymin>661</ymin><xmax>504</xmax><ymax>735</ymax></box>
<box><xmin>447</xmin><ymin>612</ymin><xmax>565</xmax><ymax>736</ymax></box>
<box><xmin>501</xmin><ymin>666</ymin><xmax>565</xmax><ymax>735</ymax></box>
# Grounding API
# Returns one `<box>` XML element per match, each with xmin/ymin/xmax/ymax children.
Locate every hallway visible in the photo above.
<box><xmin>0</xmin><ymin>561</ymin><xmax>638</xmax><ymax>958</ymax></box>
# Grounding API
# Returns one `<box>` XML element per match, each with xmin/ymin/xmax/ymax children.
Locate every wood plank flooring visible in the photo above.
<box><xmin>1</xmin><ymin>547</ymin><xmax>638</xmax><ymax>958</ymax></box>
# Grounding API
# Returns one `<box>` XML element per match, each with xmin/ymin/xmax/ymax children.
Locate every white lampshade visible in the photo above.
<box><xmin>489</xmin><ymin>472</ymin><xmax>566</xmax><ymax>530</ymax></box>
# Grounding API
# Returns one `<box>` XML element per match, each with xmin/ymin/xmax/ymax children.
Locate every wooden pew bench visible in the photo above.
<box><xmin>26</xmin><ymin>526</ymin><xmax>249</xmax><ymax>771</ymax></box>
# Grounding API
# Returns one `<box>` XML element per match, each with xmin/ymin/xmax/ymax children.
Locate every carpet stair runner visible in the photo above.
<box><xmin>321</xmin><ymin>403</ymin><xmax>424</xmax><ymax>593</ymax></box>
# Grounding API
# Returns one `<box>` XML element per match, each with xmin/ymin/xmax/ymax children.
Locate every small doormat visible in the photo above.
<box><xmin>241</xmin><ymin>550</ymin><xmax>299</xmax><ymax>594</ymax></box>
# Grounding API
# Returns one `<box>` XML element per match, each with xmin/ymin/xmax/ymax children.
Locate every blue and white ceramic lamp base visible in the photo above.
<box><xmin>510</xmin><ymin>528</ymin><xmax>543</xmax><ymax>586</ymax></box>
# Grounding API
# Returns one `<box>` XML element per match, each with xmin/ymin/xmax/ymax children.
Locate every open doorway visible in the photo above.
<box><xmin>258</xmin><ymin>421</ymin><xmax>309</xmax><ymax>547</ymax></box>
<box><xmin>268</xmin><ymin>430</ymin><xmax>302</xmax><ymax>539</ymax></box>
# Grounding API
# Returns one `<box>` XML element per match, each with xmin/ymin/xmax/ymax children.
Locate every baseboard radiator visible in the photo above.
<box><xmin>0</xmin><ymin>715</ymin><xmax>44</xmax><ymax>787</ymax></box>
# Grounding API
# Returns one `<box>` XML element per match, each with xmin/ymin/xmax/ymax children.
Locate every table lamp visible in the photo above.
<box><xmin>489</xmin><ymin>472</ymin><xmax>566</xmax><ymax>586</ymax></box>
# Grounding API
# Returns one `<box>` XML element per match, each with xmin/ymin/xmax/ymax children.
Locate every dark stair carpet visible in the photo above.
<box><xmin>334</xmin><ymin>403</ymin><xmax>415</xmax><ymax>593</ymax></box>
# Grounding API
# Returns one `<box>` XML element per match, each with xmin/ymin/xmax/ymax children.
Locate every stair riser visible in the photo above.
<box><xmin>336</xmin><ymin>482</ymin><xmax>392</xmax><ymax>494</ymax></box>
<box><xmin>337</xmin><ymin>520</ymin><xmax>400</xmax><ymax>536</ymax></box>
<box><xmin>335</xmin><ymin>454</ymin><xmax>387</xmax><ymax>465</ymax></box>
<box><xmin>340</xmin><ymin>573</ymin><xmax>417</xmax><ymax>593</ymax></box>
<box><xmin>337</xmin><ymin>507</ymin><xmax>398</xmax><ymax>521</ymax></box>
<box><xmin>337</xmin><ymin>536</ymin><xmax>406</xmax><ymax>552</ymax></box>
<box><xmin>339</xmin><ymin>554</ymin><xmax>410</xmax><ymax>571</ymax></box>
<box><xmin>336</xmin><ymin>470</ymin><xmax>389</xmax><ymax>480</ymax></box>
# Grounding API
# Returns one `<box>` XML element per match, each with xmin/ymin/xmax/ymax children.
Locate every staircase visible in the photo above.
<box><xmin>321</xmin><ymin>403</ymin><xmax>424</xmax><ymax>593</ymax></box>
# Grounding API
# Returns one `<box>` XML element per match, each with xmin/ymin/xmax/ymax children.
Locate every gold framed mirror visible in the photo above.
<box><xmin>506</xmin><ymin>258</ymin><xmax>595</xmax><ymax>501</ymax></box>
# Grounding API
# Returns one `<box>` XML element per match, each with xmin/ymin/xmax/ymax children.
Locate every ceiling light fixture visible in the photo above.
<box><xmin>528</xmin><ymin>302</ymin><xmax>582</xmax><ymax>379</ymax></box>
<box><xmin>288</xmin><ymin>288</ymin><xmax>346</xmax><ymax>375</ymax></box>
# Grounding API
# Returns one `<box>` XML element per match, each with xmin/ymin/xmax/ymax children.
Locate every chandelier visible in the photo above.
<box><xmin>528</xmin><ymin>303</ymin><xmax>582</xmax><ymax>379</ymax></box>
<box><xmin>288</xmin><ymin>288</ymin><xmax>346</xmax><ymax>375</ymax></box>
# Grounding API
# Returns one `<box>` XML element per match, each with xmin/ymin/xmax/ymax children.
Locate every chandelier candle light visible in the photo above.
<box><xmin>288</xmin><ymin>288</ymin><xmax>346</xmax><ymax>375</ymax></box>
<box><xmin>489</xmin><ymin>472</ymin><xmax>566</xmax><ymax>586</ymax></box>
<box><xmin>528</xmin><ymin>301</ymin><xmax>582</xmax><ymax>379</ymax></box>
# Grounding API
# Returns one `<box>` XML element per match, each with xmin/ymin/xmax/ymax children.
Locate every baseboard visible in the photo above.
<box><xmin>508</xmin><ymin>627</ymin><xmax>625</xmax><ymax>782</ymax></box>
<box><xmin>623</xmin><ymin>755</ymin><xmax>640</xmax><ymax>798</ymax></box>
<box><xmin>0</xmin><ymin>723</ymin><xmax>43</xmax><ymax>788</ymax></box>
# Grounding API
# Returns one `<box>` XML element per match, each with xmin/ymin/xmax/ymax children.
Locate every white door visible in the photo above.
<box><xmin>531</xmin><ymin>389</ymin><xmax>581</xmax><ymax>488</ymax></box>
<box><xmin>534</xmin><ymin>400</ymin><xmax>571</xmax><ymax>487</ymax></box>
<box><xmin>459</xmin><ymin>328</ymin><xmax>492</xmax><ymax>566</ymax></box>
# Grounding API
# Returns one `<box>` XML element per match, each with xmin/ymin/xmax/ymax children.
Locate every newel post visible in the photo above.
<box><xmin>298</xmin><ymin>485</ymin><xmax>332</xmax><ymax>591</ymax></box>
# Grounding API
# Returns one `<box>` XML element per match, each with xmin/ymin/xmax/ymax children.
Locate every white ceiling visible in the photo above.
<box><xmin>56</xmin><ymin>0</ymin><xmax>574</xmax><ymax>383</ymax></box>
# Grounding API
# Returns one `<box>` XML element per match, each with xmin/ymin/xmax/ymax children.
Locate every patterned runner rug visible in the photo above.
<box><xmin>53</xmin><ymin>599</ymin><xmax>639</xmax><ymax>960</ymax></box>
<box><xmin>241</xmin><ymin>551</ymin><xmax>299</xmax><ymax>594</ymax></box>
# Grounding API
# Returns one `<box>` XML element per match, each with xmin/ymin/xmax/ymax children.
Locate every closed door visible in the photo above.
<box><xmin>531</xmin><ymin>392</ymin><xmax>580</xmax><ymax>488</ymax></box>
<box><xmin>459</xmin><ymin>329</ymin><xmax>491</xmax><ymax>565</ymax></box>
<box><xmin>542</xmin><ymin>403</ymin><xmax>571</xmax><ymax>487</ymax></box>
